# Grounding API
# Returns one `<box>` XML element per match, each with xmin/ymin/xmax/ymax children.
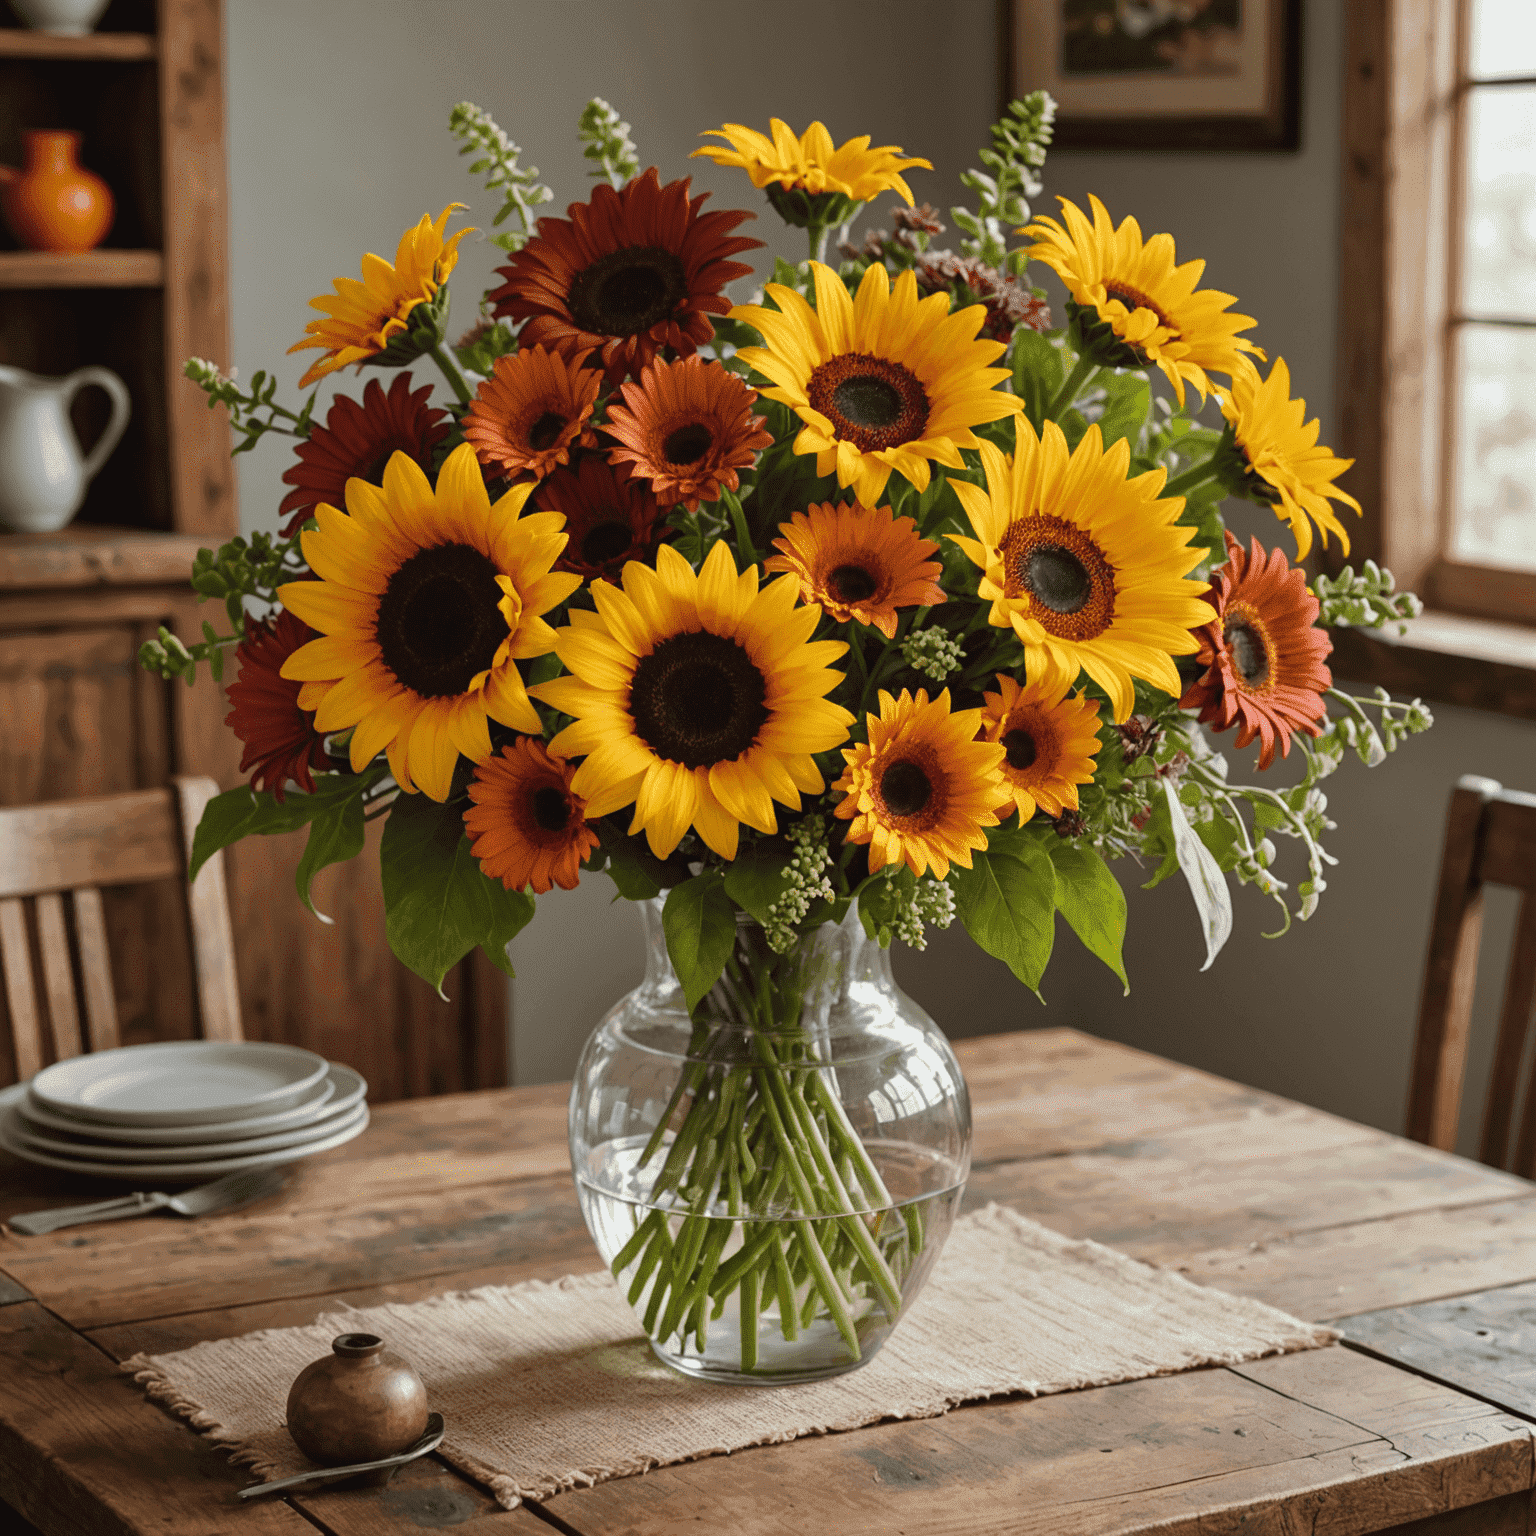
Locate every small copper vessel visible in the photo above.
<box><xmin>285</xmin><ymin>1333</ymin><xmax>429</xmax><ymax>1467</ymax></box>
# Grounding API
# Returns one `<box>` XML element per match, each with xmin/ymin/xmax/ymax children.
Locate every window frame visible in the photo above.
<box><xmin>1331</xmin><ymin>0</ymin><xmax>1536</xmax><ymax>718</ymax></box>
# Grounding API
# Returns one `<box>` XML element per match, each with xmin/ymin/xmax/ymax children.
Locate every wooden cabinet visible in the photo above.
<box><xmin>0</xmin><ymin>1</ymin><xmax>505</xmax><ymax>1098</ymax></box>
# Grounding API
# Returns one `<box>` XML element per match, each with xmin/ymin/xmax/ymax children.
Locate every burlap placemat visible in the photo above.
<box><xmin>126</xmin><ymin>1203</ymin><xmax>1337</xmax><ymax>1508</ymax></box>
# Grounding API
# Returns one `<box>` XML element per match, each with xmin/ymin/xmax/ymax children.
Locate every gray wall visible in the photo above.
<box><xmin>226</xmin><ymin>1</ymin><xmax>1536</xmax><ymax>1138</ymax></box>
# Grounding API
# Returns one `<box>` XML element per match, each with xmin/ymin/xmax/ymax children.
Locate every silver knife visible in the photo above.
<box><xmin>6</xmin><ymin>1165</ymin><xmax>287</xmax><ymax>1236</ymax></box>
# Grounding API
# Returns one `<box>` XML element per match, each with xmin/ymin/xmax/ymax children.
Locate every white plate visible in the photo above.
<box><xmin>0</xmin><ymin>1083</ymin><xmax>370</xmax><ymax>1182</ymax></box>
<box><xmin>30</xmin><ymin>1041</ymin><xmax>330</xmax><ymax>1127</ymax></box>
<box><xmin>11</xmin><ymin>1099</ymin><xmax>369</xmax><ymax>1163</ymax></box>
<box><xmin>19</xmin><ymin>1065</ymin><xmax>365</xmax><ymax>1145</ymax></box>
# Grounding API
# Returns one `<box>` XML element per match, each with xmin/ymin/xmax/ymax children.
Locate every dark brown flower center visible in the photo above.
<box><xmin>1000</xmin><ymin>515</ymin><xmax>1117</xmax><ymax>643</ymax></box>
<box><xmin>567</xmin><ymin>245</ymin><xmax>688</xmax><ymax>338</ymax></box>
<box><xmin>1002</xmin><ymin>728</ymin><xmax>1038</xmax><ymax>771</ymax></box>
<box><xmin>806</xmin><ymin>352</ymin><xmax>929</xmax><ymax>453</ymax></box>
<box><xmin>1102</xmin><ymin>281</ymin><xmax>1174</xmax><ymax>333</ymax></box>
<box><xmin>663</xmin><ymin>423</ymin><xmax>715</xmax><ymax>465</ymax></box>
<box><xmin>1024</xmin><ymin>547</ymin><xmax>1092</xmax><ymax>614</ymax></box>
<box><xmin>879</xmin><ymin>758</ymin><xmax>932</xmax><ymax>818</ymax></box>
<box><xmin>527</xmin><ymin>411</ymin><xmax>568</xmax><ymax>452</ymax></box>
<box><xmin>629</xmin><ymin>631</ymin><xmax>768</xmax><ymax>768</ymax></box>
<box><xmin>580</xmin><ymin>519</ymin><xmax>635</xmax><ymax>567</ymax></box>
<box><xmin>531</xmin><ymin>784</ymin><xmax>572</xmax><ymax>832</ymax></box>
<box><xmin>1225</xmin><ymin>619</ymin><xmax>1270</xmax><ymax>686</ymax></box>
<box><xmin>375</xmin><ymin>542</ymin><xmax>506</xmax><ymax>698</ymax></box>
<box><xmin>827</xmin><ymin>563</ymin><xmax>878</xmax><ymax>604</ymax></box>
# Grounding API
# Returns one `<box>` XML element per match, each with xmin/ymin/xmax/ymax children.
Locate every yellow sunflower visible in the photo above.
<box><xmin>764</xmin><ymin>501</ymin><xmax>946</xmax><ymax>638</ymax></box>
<box><xmin>288</xmin><ymin>206</ymin><xmax>470</xmax><ymax>389</ymax></box>
<box><xmin>980</xmin><ymin>672</ymin><xmax>1102</xmax><ymax>822</ymax></box>
<box><xmin>692</xmin><ymin>120</ymin><xmax>931</xmax><ymax>206</ymax></box>
<box><xmin>950</xmin><ymin>425</ymin><xmax>1214</xmax><ymax>723</ymax></box>
<box><xmin>1022</xmin><ymin>195</ymin><xmax>1261</xmax><ymax>406</ymax></box>
<box><xmin>732</xmin><ymin>262</ymin><xmax>1022</xmax><ymax>506</ymax></box>
<box><xmin>833</xmin><ymin>688</ymin><xmax>1005</xmax><ymax>880</ymax></box>
<box><xmin>277</xmin><ymin>442</ymin><xmax>581</xmax><ymax>801</ymax></box>
<box><xmin>531</xmin><ymin>542</ymin><xmax>852</xmax><ymax>861</ymax></box>
<box><xmin>1217</xmin><ymin>358</ymin><xmax>1362</xmax><ymax>559</ymax></box>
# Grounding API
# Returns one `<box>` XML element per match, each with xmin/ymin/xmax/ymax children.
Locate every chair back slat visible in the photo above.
<box><xmin>0</xmin><ymin>778</ymin><xmax>241</xmax><ymax>1081</ymax></box>
<box><xmin>71</xmin><ymin>887</ymin><xmax>120</xmax><ymax>1053</ymax></box>
<box><xmin>172</xmin><ymin>777</ymin><xmax>242</xmax><ymax>1043</ymax></box>
<box><xmin>34</xmin><ymin>891</ymin><xmax>82</xmax><ymax>1062</ymax></box>
<box><xmin>0</xmin><ymin>897</ymin><xmax>43</xmax><ymax>1080</ymax></box>
<box><xmin>1408</xmin><ymin>775</ymin><xmax>1536</xmax><ymax>1171</ymax></box>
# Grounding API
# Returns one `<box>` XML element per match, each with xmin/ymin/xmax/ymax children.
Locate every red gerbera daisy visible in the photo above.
<box><xmin>487</xmin><ymin>167</ymin><xmax>761</xmax><ymax>387</ymax></box>
<box><xmin>224</xmin><ymin>610</ymin><xmax>333</xmax><ymax>800</ymax></box>
<box><xmin>465</xmin><ymin>738</ymin><xmax>599</xmax><ymax>895</ymax></box>
<box><xmin>536</xmin><ymin>456</ymin><xmax>671</xmax><ymax>582</ymax></box>
<box><xmin>277</xmin><ymin>372</ymin><xmax>450</xmax><ymax>536</ymax></box>
<box><xmin>1180</xmin><ymin>532</ymin><xmax>1334</xmax><ymax>770</ymax></box>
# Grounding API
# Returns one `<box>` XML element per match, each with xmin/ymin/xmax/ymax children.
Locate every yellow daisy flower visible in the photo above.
<box><xmin>732</xmin><ymin>261</ymin><xmax>1022</xmax><ymax>507</ymax></box>
<box><xmin>980</xmin><ymin>672</ymin><xmax>1102</xmax><ymax>822</ymax></box>
<box><xmin>1217</xmin><ymin>358</ymin><xmax>1362</xmax><ymax>559</ymax></box>
<box><xmin>277</xmin><ymin>442</ymin><xmax>581</xmax><ymax>801</ymax></box>
<box><xmin>833</xmin><ymin>688</ymin><xmax>1005</xmax><ymax>880</ymax></box>
<box><xmin>950</xmin><ymin>425</ymin><xmax>1215</xmax><ymax>723</ymax></box>
<box><xmin>288</xmin><ymin>206</ymin><xmax>470</xmax><ymax>389</ymax></box>
<box><xmin>693</xmin><ymin>119</ymin><xmax>931</xmax><ymax>205</ymax></box>
<box><xmin>531</xmin><ymin>542</ymin><xmax>853</xmax><ymax>862</ymax></box>
<box><xmin>1022</xmin><ymin>195</ymin><xmax>1261</xmax><ymax>406</ymax></box>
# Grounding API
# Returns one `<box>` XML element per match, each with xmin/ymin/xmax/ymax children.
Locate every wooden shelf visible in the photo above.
<box><xmin>0</xmin><ymin>249</ymin><xmax>163</xmax><ymax>287</ymax></box>
<box><xmin>0</xmin><ymin>526</ymin><xmax>208</xmax><ymax>590</ymax></box>
<box><xmin>0</xmin><ymin>28</ymin><xmax>155</xmax><ymax>60</ymax></box>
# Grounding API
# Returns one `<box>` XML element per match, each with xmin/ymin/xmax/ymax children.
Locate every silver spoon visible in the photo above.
<box><xmin>235</xmin><ymin>1412</ymin><xmax>446</xmax><ymax>1500</ymax></box>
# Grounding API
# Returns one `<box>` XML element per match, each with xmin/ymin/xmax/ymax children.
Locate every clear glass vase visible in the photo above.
<box><xmin>569</xmin><ymin>898</ymin><xmax>971</xmax><ymax>1384</ymax></box>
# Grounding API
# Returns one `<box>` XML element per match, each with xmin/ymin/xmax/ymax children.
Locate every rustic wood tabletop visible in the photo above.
<box><xmin>1</xmin><ymin>1027</ymin><xmax>1533</xmax><ymax>1536</ymax></box>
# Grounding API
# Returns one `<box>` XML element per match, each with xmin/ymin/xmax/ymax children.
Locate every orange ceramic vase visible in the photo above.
<box><xmin>0</xmin><ymin>131</ymin><xmax>114</xmax><ymax>253</ymax></box>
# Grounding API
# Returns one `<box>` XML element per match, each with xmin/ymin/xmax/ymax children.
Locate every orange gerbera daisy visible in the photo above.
<box><xmin>979</xmin><ymin>671</ymin><xmax>1102</xmax><ymax>822</ymax></box>
<box><xmin>833</xmin><ymin>688</ymin><xmax>1005</xmax><ymax>879</ymax></box>
<box><xmin>224</xmin><ymin>611</ymin><xmax>331</xmax><ymax>801</ymax></box>
<box><xmin>488</xmin><ymin>168</ymin><xmax>761</xmax><ymax>387</ymax></box>
<box><xmin>603</xmin><ymin>356</ymin><xmax>773</xmax><ymax>511</ymax></box>
<box><xmin>1180</xmin><ymin>532</ymin><xmax>1333</xmax><ymax>770</ymax></box>
<box><xmin>278</xmin><ymin>373</ymin><xmax>450</xmax><ymax>538</ymax></box>
<box><xmin>461</xmin><ymin>344</ymin><xmax>602</xmax><ymax>482</ymax></box>
<box><xmin>536</xmin><ymin>457</ymin><xmax>670</xmax><ymax>583</ymax></box>
<box><xmin>765</xmin><ymin>501</ymin><xmax>945</xmax><ymax>638</ymax></box>
<box><xmin>465</xmin><ymin>737</ymin><xmax>599</xmax><ymax>894</ymax></box>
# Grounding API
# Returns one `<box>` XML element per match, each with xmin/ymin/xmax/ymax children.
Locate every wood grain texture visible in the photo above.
<box><xmin>0</xmin><ymin>531</ymin><xmax>204</xmax><ymax>590</ymax></box>
<box><xmin>293</xmin><ymin>1454</ymin><xmax>553</xmax><ymax>1535</ymax></box>
<box><xmin>0</xmin><ymin>250</ymin><xmax>164</xmax><ymax>288</ymax></box>
<box><xmin>72</xmin><ymin>887</ymin><xmax>120</xmax><ymax>1053</ymax></box>
<box><xmin>0</xmin><ymin>898</ymin><xmax>41</xmax><ymax>1081</ymax></box>
<box><xmin>1488</xmin><ymin>896</ymin><xmax>1536</xmax><ymax>1174</ymax></box>
<box><xmin>34</xmin><ymin>892</ymin><xmax>81</xmax><ymax>1062</ymax></box>
<box><xmin>0</xmin><ymin>29</ymin><xmax>157</xmax><ymax>61</ymax></box>
<box><xmin>0</xmin><ymin>789</ymin><xmax>180</xmax><ymax>899</ymax></box>
<box><xmin>1346</xmin><ymin>1281</ymin><xmax>1536</xmax><ymax>1421</ymax></box>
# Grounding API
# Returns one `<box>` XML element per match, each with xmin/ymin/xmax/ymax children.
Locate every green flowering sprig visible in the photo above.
<box><xmin>900</xmin><ymin>628</ymin><xmax>964</xmax><ymax>683</ymax></box>
<box><xmin>952</xmin><ymin>91</ymin><xmax>1056</xmax><ymax>275</ymax></box>
<box><xmin>763</xmin><ymin>816</ymin><xmax>836</xmax><ymax>953</ymax></box>
<box><xmin>1314</xmin><ymin>562</ymin><xmax>1424</xmax><ymax>634</ymax></box>
<box><xmin>578</xmin><ymin>98</ymin><xmax>640</xmax><ymax>189</ymax></box>
<box><xmin>449</xmin><ymin>101</ymin><xmax>554</xmax><ymax>253</ymax></box>
<box><xmin>185</xmin><ymin>359</ymin><xmax>316</xmax><ymax>456</ymax></box>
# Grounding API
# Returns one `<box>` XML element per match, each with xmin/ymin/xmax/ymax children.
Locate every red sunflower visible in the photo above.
<box><xmin>465</xmin><ymin>738</ymin><xmax>599</xmax><ymax>894</ymax></box>
<box><xmin>536</xmin><ymin>456</ymin><xmax>671</xmax><ymax>582</ymax></box>
<box><xmin>461</xmin><ymin>344</ymin><xmax>602</xmax><ymax>482</ymax></box>
<box><xmin>1180</xmin><ymin>532</ymin><xmax>1334</xmax><ymax>770</ymax></box>
<box><xmin>277</xmin><ymin>372</ymin><xmax>450</xmax><ymax>537</ymax></box>
<box><xmin>487</xmin><ymin>167</ymin><xmax>761</xmax><ymax>387</ymax></box>
<box><xmin>224</xmin><ymin>610</ymin><xmax>333</xmax><ymax>800</ymax></box>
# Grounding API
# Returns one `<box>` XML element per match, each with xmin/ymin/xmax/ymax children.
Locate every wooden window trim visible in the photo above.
<box><xmin>1332</xmin><ymin>0</ymin><xmax>1536</xmax><ymax>721</ymax></box>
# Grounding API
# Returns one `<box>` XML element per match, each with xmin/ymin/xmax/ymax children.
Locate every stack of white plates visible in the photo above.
<box><xmin>0</xmin><ymin>1040</ymin><xmax>369</xmax><ymax>1182</ymax></box>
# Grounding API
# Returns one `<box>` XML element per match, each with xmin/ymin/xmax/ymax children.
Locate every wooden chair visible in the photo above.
<box><xmin>0</xmin><ymin>777</ymin><xmax>241</xmax><ymax>1081</ymax></box>
<box><xmin>1406</xmin><ymin>774</ymin><xmax>1536</xmax><ymax>1173</ymax></box>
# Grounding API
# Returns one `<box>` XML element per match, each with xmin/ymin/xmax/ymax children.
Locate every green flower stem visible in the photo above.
<box><xmin>1045</xmin><ymin>354</ymin><xmax>1098</xmax><ymax>421</ymax></box>
<box><xmin>807</xmin><ymin>221</ymin><xmax>830</xmax><ymax>265</ymax></box>
<box><xmin>1163</xmin><ymin>458</ymin><xmax>1221</xmax><ymax>500</ymax></box>
<box><xmin>428</xmin><ymin>341</ymin><xmax>475</xmax><ymax>406</ymax></box>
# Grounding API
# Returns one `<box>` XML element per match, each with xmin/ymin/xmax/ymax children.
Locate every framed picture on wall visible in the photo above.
<box><xmin>1007</xmin><ymin>0</ymin><xmax>1302</xmax><ymax>151</ymax></box>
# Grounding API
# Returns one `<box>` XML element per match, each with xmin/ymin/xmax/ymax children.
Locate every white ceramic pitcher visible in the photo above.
<box><xmin>0</xmin><ymin>365</ymin><xmax>130</xmax><ymax>533</ymax></box>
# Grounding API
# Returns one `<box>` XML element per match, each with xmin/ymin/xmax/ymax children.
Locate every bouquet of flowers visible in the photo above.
<box><xmin>144</xmin><ymin>95</ymin><xmax>1431</xmax><ymax>1375</ymax></box>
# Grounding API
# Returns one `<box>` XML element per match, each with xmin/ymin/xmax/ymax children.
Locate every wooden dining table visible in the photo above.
<box><xmin>1</xmin><ymin>1026</ymin><xmax>1534</xmax><ymax>1535</ymax></box>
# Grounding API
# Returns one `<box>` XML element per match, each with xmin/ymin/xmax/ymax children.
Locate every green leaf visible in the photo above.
<box><xmin>952</xmin><ymin>842</ymin><xmax>1055</xmax><ymax>995</ymax></box>
<box><xmin>662</xmin><ymin>871</ymin><xmax>737</xmax><ymax>1015</ymax></box>
<box><xmin>856</xmin><ymin>865</ymin><xmax>916</xmax><ymax>947</ymax></box>
<box><xmin>294</xmin><ymin>789</ymin><xmax>366</xmax><ymax>921</ymax></box>
<box><xmin>1047</xmin><ymin>840</ymin><xmax>1129</xmax><ymax>993</ymax></box>
<box><xmin>1159</xmin><ymin>778</ymin><xmax>1232</xmax><ymax>972</ymax></box>
<box><xmin>380</xmin><ymin>793</ymin><xmax>532</xmax><ymax>996</ymax></box>
<box><xmin>598</xmin><ymin>821</ymin><xmax>665</xmax><ymax>901</ymax></box>
<box><xmin>1010</xmin><ymin>328</ymin><xmax>1063</xmax><ymax>431</ymax></box>
<box><xmin>723</xmin><ymin>844</ymin><xmax>792</xmax><ymax>926</ymax></box>
<box><xmin>188</xmin><ymin>773</ymin><xmax>375</xmax><ymax>883</ymax></box>
<box><xmin>481</xmin><ymin>881</ymin><xmax>537</xmax><ymax>978</ymax></box>
<box><xmin>1096</xmin><ymin>372</ymin><xmax>1150</xmax><ymax>450</ymax></box>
